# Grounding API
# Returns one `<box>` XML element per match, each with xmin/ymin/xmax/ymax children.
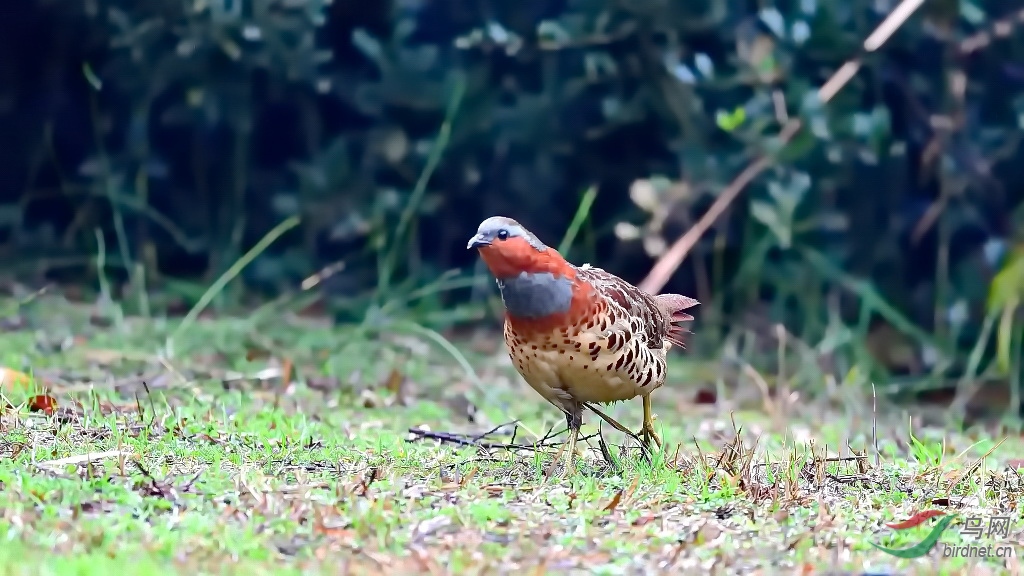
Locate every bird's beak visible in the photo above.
<box><xmin>467</xmin><ymin>233</ymin><xmax>491</xmax><ymax>249</ymax></box>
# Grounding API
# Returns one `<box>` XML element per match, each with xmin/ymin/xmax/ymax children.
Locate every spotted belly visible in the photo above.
<box><xmin>503</xmin><ymin>322</ymin><xmax>667</xmax><ymax>406</ymax></box>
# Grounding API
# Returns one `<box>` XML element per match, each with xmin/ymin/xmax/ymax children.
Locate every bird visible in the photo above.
<box><xmin>467</xmin><ymin>216</ymin><xmax>699</xmax><ymax>474</ymax></box>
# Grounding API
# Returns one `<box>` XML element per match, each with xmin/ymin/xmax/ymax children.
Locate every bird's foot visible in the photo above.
<box><xmin>640</xmin><ymin>395</ymin><xmax>663</xmax><ymax>454</ymax></box>
<box><xmin>641</xmin><ymin>422</ymin><xmax>662</xmax><ymax>452</ymax></box>
<box><xmin>552</xmin><ymin>426</ymin><xmax>580</xmax><ymax>479</ymax></box>
<box><xmin>558</xmin><ymin>449</ymin><xmax>577</xmax><ymax>478</ymax></box>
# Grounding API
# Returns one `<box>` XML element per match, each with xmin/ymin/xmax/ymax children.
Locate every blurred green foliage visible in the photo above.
<box><xmin>1</xmin><ymin>0</ymin><xmax>1024</xmax><ymax>407</ymax></box>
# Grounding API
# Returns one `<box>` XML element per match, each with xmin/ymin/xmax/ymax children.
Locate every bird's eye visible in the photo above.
<box><xmin>497</xmin><ymin>229</ymin><xmax>509</xmax><ymax>240</ymax></box>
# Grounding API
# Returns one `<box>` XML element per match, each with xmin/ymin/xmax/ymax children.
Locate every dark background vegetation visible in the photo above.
<box><xmin>1</xmin><ymin>1</ymin><xmax>1023</xmax><ymax>419</ymax></box>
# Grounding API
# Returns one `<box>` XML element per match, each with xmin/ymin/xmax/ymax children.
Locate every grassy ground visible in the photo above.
<box><xmin>0</xmin><ymin>294</ymin><xmax>1021</xmax><ymax>575</ymax></box>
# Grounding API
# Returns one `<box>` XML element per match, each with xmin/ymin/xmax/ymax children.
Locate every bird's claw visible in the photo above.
<box><xmin>641</xmin><ymin>424</ymin><xmax>662</xmax><ymax>451</ymax></box>
<box><xmin>560</xmin><ymin>452</ymin><xmax>576</xmax><ymax>478</ymax></box>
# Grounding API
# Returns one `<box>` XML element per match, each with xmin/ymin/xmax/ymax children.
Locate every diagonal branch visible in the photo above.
<box><xmin>638</xmin><ymin>0</ymin><xmax>927</xmax><ymax>295</ymax></box>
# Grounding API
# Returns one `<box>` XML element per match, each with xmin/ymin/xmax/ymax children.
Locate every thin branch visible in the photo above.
<box><xmin>638</xmin><ymin>0</ymin><xmax>927</xmax><ymax>295</ymax></box>
<box><xmin>406</xmin><ymin>425</ymin><xmax>600</xmax><ymax>453</ymax></box>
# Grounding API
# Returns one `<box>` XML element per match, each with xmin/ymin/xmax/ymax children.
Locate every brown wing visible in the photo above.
<box><xmin>572</xmin><ymin>264</ymin><xmax>670</xmax><ymax>351</ymax></box>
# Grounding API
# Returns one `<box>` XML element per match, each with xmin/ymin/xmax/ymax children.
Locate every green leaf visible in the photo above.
<box><xmin>987</xmin><ymin>247</ymin><xmax>1024</xmax><ymax>374</ymax></box>
<box><xmin>715</xmin><ymin>107</ymin><xmax>746</xmax><ymax>132</ymax></box>
<box><xmin>757</xmin><ymin>54</ymin><xmax>777</xmax><ymax>75</ymax></box>
<box><xmin>750</xmin><ymin>199</ymin><xmax>792</xmax><ymax>248</ymax></box>
<box><xmin>769</xmin><ymin>127</ymin><xmax>816</xmax><ymax>163</ymax></box>
<box><xmin>82</xmin><ymin>62</ymin><xmax>102</xmax><ymax>91</ymax></box>
<box><xmin>996</xmin><ymin>299</ymin><xmax>1019</xmax><ymax>374</ymax></box>
<box><xmin>987</xmin><ymin>248</ymin><xmax>1024</xmax><ymax>312</ymax></box>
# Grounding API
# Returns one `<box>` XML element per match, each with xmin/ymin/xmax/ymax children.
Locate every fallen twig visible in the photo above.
<box><xmin>406</xmin><ymin>425</ymin><xmax>599</xmax><ymax>453</ymax></box>
<box><xmin>35</xmin><ymin>449</ymin><xmax>131</xmax><ymax>469</ymax></box>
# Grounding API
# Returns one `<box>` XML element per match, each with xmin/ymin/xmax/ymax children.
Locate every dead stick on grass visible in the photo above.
<box><xmin>406</xmin><ymin>426</ymin><xmax>599</xmax><ymax>452</ymax></box>
<box><xmin>638</xmin><ymin>0</ymin><xmax>927</xmax><ymax>294</ymax></box>
<box><xmin>36</xmin><ymin>450</ymin><xmax>132</xmax><ymax>469</ymax></box>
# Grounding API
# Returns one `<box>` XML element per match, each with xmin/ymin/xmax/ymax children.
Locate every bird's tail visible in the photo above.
<box><xmin>654</xmin><ymin>294</ymin><xmax>700</xmax><ymax>349</ymax></box>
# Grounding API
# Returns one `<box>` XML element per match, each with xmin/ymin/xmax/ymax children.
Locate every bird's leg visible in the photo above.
<box><xmin>561</xmin><ymin>406</ymin><xmax>583</xmax><ymax>476</ymax></box>
<box><xmin>641</xmin><ymin>395</ymin><xmax>662</xmax><ymax>451</ymax></box>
